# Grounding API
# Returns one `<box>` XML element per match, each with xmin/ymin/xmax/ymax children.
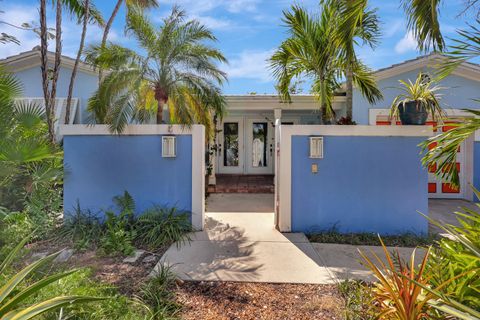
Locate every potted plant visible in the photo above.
<box><xmin>390</xmin><ymin>73</ymin><xmax>445</xmax><ymax>125</ymax></box>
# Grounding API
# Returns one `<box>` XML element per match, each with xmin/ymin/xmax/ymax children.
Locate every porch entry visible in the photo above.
<box><xmin>217</xmin><ymin>117</ymin><xmax>275</xmax><ymax>175</ymax></box>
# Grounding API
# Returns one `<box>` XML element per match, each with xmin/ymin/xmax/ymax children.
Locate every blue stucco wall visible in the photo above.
<box><xmin>13</xmin><ymin>66</ymin><xmax>98</xmax><ymax>123</ymax></box>
<box><xmin>291</xmin><ymin>135</ymin><xmax>428</xmax><ymax>234</ymax></box>
<box><xmin>353</xmin><ymin>67</ymin><xmax>480</xmax><ymax>124</ymax></box>
<box><xmin>64</xmin><ymin>135</ymin><xmax>192</xmax><ymax>217</ymax></box>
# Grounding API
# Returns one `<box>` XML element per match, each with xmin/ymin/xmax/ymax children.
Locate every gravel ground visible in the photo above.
<box><xmin>174</xmin><ymin>281</ymin><xmax>345</xmax><ymax>320</ymax></box>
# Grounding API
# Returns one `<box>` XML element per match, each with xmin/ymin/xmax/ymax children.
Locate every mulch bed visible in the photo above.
<box><xmin>174</xmin><ymin>281</ymin><xmax>344</xmax><ymax>320</ymax></box>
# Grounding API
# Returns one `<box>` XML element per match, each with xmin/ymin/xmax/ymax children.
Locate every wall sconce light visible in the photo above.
<box><xmin>309</xmin><ymin>136</ymin><xmax>323</xmax><ymax>159</ymax></box>
<box><xmin>162</xmin><ymin>136</ymin><xmax>176</xmax><ymax>157</ymax></box>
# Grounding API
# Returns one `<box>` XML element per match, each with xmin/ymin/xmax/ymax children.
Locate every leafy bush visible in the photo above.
<box><xmin>137</xmin><ymin>264</ymin><xmax>181</xmax><ymax>319</ymax></box>
<box><xmin>338</xmin><ymin>280</ymin><xmax>375</xmax><ymax>320</ymax></box>
<box><xmin>100</xmin><ymin>210</ymin><xmax>136</xmax><ymax>256</ymax></box>
<box><xmin>58</xmin><ymin>202</ymin><xmax>103</xmax><ymax>251</ymax></box>
<box><xmin>423</xmin><ymin>196</ymin><xmax>480</xmax><ymax>317</ymax></box>
<box><xmin>135</xmin><ymin>206</ymin><xmax>192</xmax><ymax>250</ymax></box>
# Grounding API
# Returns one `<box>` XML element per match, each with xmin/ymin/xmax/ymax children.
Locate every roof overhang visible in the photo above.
<box><xmin>374</xmin><ymin>53</ymin><xmax>480</xmax><ymax>82</ymax></box>
<box><xmin>0</xmin><ymin>49</ymin><xmax>97</xmax><ymax>76</ymax></box>
<box><xmin>225</xmin><ymin>95</ymin><xmax>345</xmax><ymax>111</ymax></box>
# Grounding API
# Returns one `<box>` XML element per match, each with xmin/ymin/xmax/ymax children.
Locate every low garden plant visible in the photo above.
<box><xmin>59</xmin><ymin>191</ymin><xmax>193</xmax><ymax>256</ymax></box>
<box><xmin>307</xmin><ymin>227</ymin><xmax>436</xmax><ymax>247</ymax></box>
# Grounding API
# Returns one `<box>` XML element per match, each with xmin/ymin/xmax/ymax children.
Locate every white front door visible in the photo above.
<box><xmin>218</xmin><ymin>117</ymin><xmax>244</xmax><ymax>174</ymax></box>
<box><xmin>246</xmin><ymin>119</ymin><xmax>274</xmax><ymax>174</ymax></box>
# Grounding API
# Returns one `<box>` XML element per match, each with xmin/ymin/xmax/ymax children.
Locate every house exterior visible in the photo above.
<box><xmin>3</xmin><ymin>49</ymin><xmax>480</xmax><ymax>204</ymax></box>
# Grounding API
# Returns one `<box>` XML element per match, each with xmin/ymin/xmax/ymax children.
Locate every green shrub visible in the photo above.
<box><xmin>425</xmin><ymin>201</ymin><xmax>480</xmax><ymax>313</ymax></box>
<box><xmin>137</xmin><ymin>264</ymin><xmax>181</xmax><ymax>319</ymax></box>
<box><xmin>135</xmin><ymin>206</ymin><xmax>192</xmax><ymax>250</ymax></box>
<box><xmin>99</xmin><ymin>210</ymin><xmax>136</xmax><ymax>256</ymax></box>
<box><xmin>338</xmin><ymin>280</ymin><xmax>375</xmax><ymax>320</ymax></box>
<box><xmin>307</xmin><ymin>227</ymin><xmax>436</xmax><ymax>247</ymax></box>
<box><xmin>58</xmin><ymin>203</ymin><xmax>103</xmax><ymax>251</ymax></box>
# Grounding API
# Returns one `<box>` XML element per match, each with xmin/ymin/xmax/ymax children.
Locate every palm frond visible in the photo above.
<box><xmin>402</xmin><ymin>0</ymin><xmax>445</xmax><ymax>52</ymax></box>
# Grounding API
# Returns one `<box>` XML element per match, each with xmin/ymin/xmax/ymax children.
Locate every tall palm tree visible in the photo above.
<box><xmin>65</xmin><ymin>0</ymin><xmax>105</xmax><ymax>124</ymax></box>
<box><xmin>86</xmin><ymin>6</ymin><xmax>227</xmax><ymax>135</ymax></box>
<box><xmin>333</xmin><ymin>0</ymin><xmax>382</xmax><ymax>120</ymax></box>
<box><xmin>270</xmin><ymin>4</ymin><xmax>382</xmax><ymax>124</ymax></box>
<box><xmin>97</xmin><ymin>0</ymin><xmax>158</xmax><ymax>81</ymax></box>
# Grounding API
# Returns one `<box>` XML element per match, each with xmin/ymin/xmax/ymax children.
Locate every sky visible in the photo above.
<box><xmin>0</xmin><ymin>0</ymin><xmax>474</xmax><ymax>94</ymax></box>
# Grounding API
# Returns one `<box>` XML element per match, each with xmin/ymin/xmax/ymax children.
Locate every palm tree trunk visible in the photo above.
<box><xmin>39</xmin><ymin>0</ymin><xmax>52</xmax><ymax>141</ymax></box>
<box><xmin>98</xmin><ymin>0</ymin><xmax>122</xmax><ymax>82</ymax></box>
<box><xmin>65</xmin><ymin>0</ymin><xmax>90</xmax><ymax>125</ymax></box>
<box><xmin>156</xmin><ymin>100</ymin><xmax>163</xmax><ymax>124</ymax></box>
<box><xmin>47</xmin><ymin>0</ymin><xmax>62</xmax><ymax>143</ymax></box>
<box><xmin>346</xmin><ymin>66</ymin><xmax>353</xmax><ymax>120</ymax></box>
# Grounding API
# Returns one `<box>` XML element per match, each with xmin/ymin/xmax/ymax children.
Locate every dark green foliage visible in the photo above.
<box><xmin>338</xmin><ymin>280</ymin><xmax>375</xmax><ymax>320</ymax></box>
<box><xmin>307</xmin><ymin>228</ymin><xmax>436</xmax><ymax>247</ymax></box>
<box><xmin>100</xmin><ymin>210</ymin><xmax>136</xmax><ymax>256</ymax></box>
<box><xmin>58</xmin><ymin>202</ymin><xmax>103</xmax><ymax>251</ymax></box>
<box><xmin>425</xmin><ymin>199</ymin><xmax>480</xmax><ymax>313</ymax></box>
<box><xmin>138</xmin><ymin>264</ymin><xmax>181</xmax><ymax>319</ymax></box>
<box><xmin>135</xmin><ymin>206</ymin><xmax>192</xmax><ymax>250</ymax></box>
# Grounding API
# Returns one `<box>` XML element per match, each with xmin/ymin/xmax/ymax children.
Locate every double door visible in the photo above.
<box><xmin>217</xmin><ymin>117</ymin><xmax>274</xmax><ymax>174</ymax></box>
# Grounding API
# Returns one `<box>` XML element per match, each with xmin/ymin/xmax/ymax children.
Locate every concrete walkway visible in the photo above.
<box><xmin>156</xmin><ymin>211</ymin><xmax>336</xmax><ymax>284</ymax></box>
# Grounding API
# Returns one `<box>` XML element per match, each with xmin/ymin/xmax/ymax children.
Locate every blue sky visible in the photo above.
<box><xmin>0</xmin><ymin>0</ymin><xmax>473</xmax><ymax>94</ymax></box>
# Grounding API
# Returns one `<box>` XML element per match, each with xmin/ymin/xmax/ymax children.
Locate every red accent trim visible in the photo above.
<box><xmin>441</xmin><ymin>162</ymin><xmax>461</xmax><ymax>173</ymax></box>
<box><xmin>442</xmin><ymin>183</ymin><xmax>460</xmax><ymax>193</ymax></box>
<box><xmin>376</xmin><ymin>121</ymin><xmax>391</xmax><ymax>125</ymax></box>
<box><xmin>428</xmin><ymin>183</ymin><xmax>437</xmax><ymax>193</ymax></box>
<box><xmin>428</xmin><ymin>163</ymin><xmax>437</xmax><ymax>173</ymax></box>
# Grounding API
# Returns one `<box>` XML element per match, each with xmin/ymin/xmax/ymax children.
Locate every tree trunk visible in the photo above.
<box><xmin>321</xmin><ymin>102</ymin><xmax>330</xmax><ymax>124</ymax></box>
<box><xmin>346</xmin><ymin>66</ymin><xmax>353</xmax><ymax>120</ymax></box>
<box><xmin>98</xmin><ymin>0</ymin><xmax>122</xmax><ymax>82</ymax></box>
<box><xmin>156</xmin><ymin>100</ymin><xmax>163</xmax><ymax>124</ymax></box>
<box><xmin>39</xmin><ymin>0</ymin><xmax>54</xmax><ymax>143</ymax></box>
<box><xmin>65</xmin><ymin>0</ymin><xmax>90</xmax><ymax>124</ymax></box>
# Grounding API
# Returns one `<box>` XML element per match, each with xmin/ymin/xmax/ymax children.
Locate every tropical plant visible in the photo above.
<box><xmin>97</xmin><ymin>0</ymin><xmax>158</xmax><ymax>81</ymax></box>
<box><xmin>359</xmin><ymin>239</ymin><xmax>433</xmax><ymax>319</ymax></box>
<box><xmin>65</xmin><ymin>0</ymin><xmax>104</xmax><ymax>124</ymax></box>
<box><xmin>39</xmin><ymin>0</ymin><xmax>103</xmax><ymax>142</ymax></box>
<box><xmin>58</xmin><ymin>202</ymin><xmax>103</xmax><ymax>251</ymax></box>
<box><xmin>86</xmin><ymin>5</ymin><xmax>227</xmax><ymax>135</ymax></box>
<box><xmin>0</xmin><ymin>67</ymin><xmax>63</xmax><ymax>213</ymax></box>
<box><xmin>99</xmin><ymin>191</ymin><xmax>136</xmax><ymax>256</ymax></box>
<box><xmin>330</xmin><ymin>0</ymin><xmax>383</xmax><ymax>120</ymax></box>
<box><xmin>136</xmin><ymin>264</ymin><xmax>181</xmax><ymax>319</ymax></box>
<box><xmin>421</xmin><ymin>22</ymin><xmax>480</xmax><ymax>186</ymax></box>
<box><xmin>135</xmin><ymin>206</ymin><xmax>192</xmax><ymax>250</ymax></box>
<box><xmin>389</xmin><ymin>72</ymin><xmax>445</xmax><ymax>121</ymax></box>
<box><xmin>338</xmin><ymin>280</ymin><xmax>375</xmax><ymax>320</ymax></box>
<box><xmin>270</xmin><ymin>4</ymin><xmax>381</xmax><ymax>124</ymax></box>
<box><xmin>0</xmin><ymin>237</ymin><xmax>103</xmax><ymax>319</ymax></box>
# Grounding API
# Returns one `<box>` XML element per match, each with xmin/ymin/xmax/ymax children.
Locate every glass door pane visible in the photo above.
<box><xmin>252</xmin><ymin>122</ymin><xmax>267</xmax><ymax>167</ymax></box>
<box><xmin>224</xmin><ymin>122</ymin><xmax>239</xmax><ymax>166</ymax></box>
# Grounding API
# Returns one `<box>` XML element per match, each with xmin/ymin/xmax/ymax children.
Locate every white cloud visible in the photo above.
<box><xmin>0</xmin><ymin>4</ymin><xmax>126</xmax><ymax>60</ymax></box>
<box><xmin>226</xmin><ymin>0</ymin><xmax>259</xmax><ymax>13</ymax></box>
<box><xmin>222</xmin><ymin>49</ymin><xmax>275</xmax><ymax>82</ymax></box>
<box><xmin>190</xmin><ymin>15</ymin><xmax>232</xmax><ymax>30</ymax></box>
<box><xmin>394</xmin><ymin>31</ymin><xmax>417</xmax><ymax>54</ymax></box>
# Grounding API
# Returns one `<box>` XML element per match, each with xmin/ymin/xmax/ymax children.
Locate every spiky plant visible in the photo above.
<box><xmin>0</xmin><ymin>237</ymin><xmax>103</xmax><ymax>319</ymax></box>
<box><xmin>389</xmin><ymin>72</ymin><xmax>445</xmax><ymax>121</ymax></box>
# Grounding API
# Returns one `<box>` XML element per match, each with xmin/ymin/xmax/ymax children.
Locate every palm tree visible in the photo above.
<box><xmin>333</xmin><ymin>0</ymin><xmax>382</xmax><ymax>120</ymax></box>
<box><xmin>97</xmin><ymin>0</ymin><xmax>158</xmax><ymax>81</ymax></box>
<box><xmin>270</xmin><ymin>4</ymin><xmax>382</xmax><ymax>124</ymax></box>
<box><xmin>65</xmin><ymin>0</ymin><xmax>105</xmax><ymax>124</ymax></box>
<box><xmin>86</xmin><ymin>6</ymin><xmax>227</xmax><ymax>135</ymax></box>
